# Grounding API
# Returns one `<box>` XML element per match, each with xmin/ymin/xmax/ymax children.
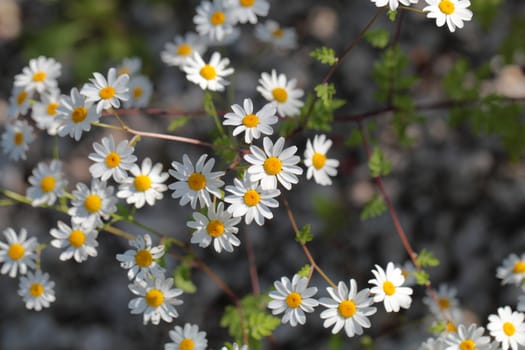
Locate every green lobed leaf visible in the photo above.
<box><xmin>429</xmin><ymin>321</ymin><xmax>447</xmax><ymax>334</ymax></box>
<box><xmin>309</xmin><ymin>46</ymin><xmax>338</xmax><ymax>66</ymax></box>
<box><xmin>296</xmin><ymin>264</ymin><xmax>311</xmax><ymax>278</ymax></box>
<box><xmin>368</xmin><ymin>147</ymin><xmax>391</xmax><ymax>177</ymax></box>
<box><xmin>360</xmin><ymin>194</ymin><xmax>387</xmax><ymax>221</ymax></box>
<box><xmin>416</xmin><ymin>248</ymin><xmax>440</xmax><ymax>267</ymax></box>
<box><xmin>167</xmin><ymin>116</ymin><xmax>191</xmax><ymax>132</ymax></box>
<box><xmin>173</xmin><ymin>260</ymin><xmax>197</xmax><ymax>293</ymax></box>
<box><xmin>413</xmin><ymin>270</ymin><xmax>430</xmax><ymax>285</ymax></box>
<box><xmin>315</xmin><ymin>83</ymin><xmax>336</xmax><ymax>107</ymax></box>
<box><xmin>365</xmin><ymin>29</ymin><xmax>390</xmax><ymax>48</ymax></box>
<box><xmin>387</xmin><ymin>9</ymin><xmax>397</xmax><ymax>21</ymax></box>
<box><xmin>296</xmin><ymin>224</ymin><xmax>313</xmax><ymax>244</ymax></box>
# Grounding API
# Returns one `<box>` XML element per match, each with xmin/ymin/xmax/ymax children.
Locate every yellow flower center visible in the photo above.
<box><xmin>133</xmin><ymin>87</ymin><xmax>143</xmax><ymax>98</ymax></box>
<box><xmin>40</xmin><ymin>176</ymin><xmax>56</xmax><ymax>193</ymax></box>
<box><xmin>285</xmin><ymin>292</ymin><xmax>302</xmax><ymax>308</ymax></box>
<box><xmin>503</xmin><ymin>322</ymin><xmax>516</xmax><ymax>336</ymax></box>
<box><xmin>177</xmin><ymin>44</ymin><xmax>192</xmax><ymax>56</ymax></box>
<box><xmin>263</xmin><ymin>157</ymin><xmax>282</xmax><ymax>175</ymax></box>
<box><xmin>438</xmin><ymin>297</ymin><xmax>450</xmax><ymax>310</ymax></box>
<box><xmin>272</xmin><ymin>29</ymin><xmax>284</xmax><ymax>38</ymax></box>
<box><xmin>459</xmin><ymin>339</ymin><xmax>476</xmax><ymax>350</ymax></box>
<box><xmin>105</xmin><ymin>152</ymin><xmax>121</xmax><ymax>168</ymax></box>
<box><xmin>71</xmin><ymin>107</ymin><xmax>88</xmax><ymax>123</ymax></box>
<box><xmin>188</xmin><ymin>173</ymin><xmax>206</xmax><ymax>191</ymax></box>
<box><xmin>312</xmin><ymin>152</ymin><xmax>326</xmax><ymax>170</ymax></box>
<box><xmin>145</xmin><ymin>289</ymin><xmax>164</xmax><ymax>307</ymax></box>
<box><xmin>338</xmin><ymin>300</ymin><xmax>357</xmax><ymax>318</ymax></box>
<box><xmin>210</xmin><ymin>11</ymin><xmax>225</xmax><ymax>26</ymax></box>
<box><xmin>69</xmin><ymin>229</ymin><xmax>86</xmax><ymax>248</ymax></box>
<box><xmin>134</xmin><ymin>174</ymin><xmax>152</xmax><ymax>192</ymax></box>
<box><xmin>272</xmin><ymin>87</ymin><xmax>288</xmax><ymax>103</ymax></box>
<box><xmin>382</xmin><ymin>281</ymin><xmax>396</xmax><ymax>296</ymax></box>
<box><xmin>84</xmin><ymin>194</ymin><xmax>102</xmax><ymax>213</ymax></box>
<box><xmin>47</xmin><ymin>102</ymin><xmax>59</xmax><ymax>115</ymax></box>
<box><xmin>32</xmin><ymin>71</ymin><xmax>46</xmax><ymax>82</ymax></box>
<box><xmin>135</xmin><ymin>249</ymin><xmax>153</xmax><ymax>268</ymax></box>
<box><xmin>206</xmin><ymin>219</ymin><xmax>225</xmax><ymax>237</ymax></box>
<box><xmin>118</xmin><ymin>67</ymin><xmax>130</xmax><ymax>76</ymax></box>
<box><xmin>29</xmin><ymin>283</ymin><xmax>44</xmax><ymax>297</ymax></box>
<box><xmin>14</xmin><ymin>132</ymin><xmax>24</xmax><ymax>145</ymax></box>
<box><xmin>438</xmin><ymin>0</ymin><xmax>455</xmax><ymax>15</ymax></box>
<box><xmin>99</xmin><ymin>86</ymin><xmax>116</xmax><ymax>100</ymax></box>
<box><xmin>17</xmin><ymin>91</ymin><xmax>28</xmax><ymax>105</ymax></box>
<box><xmin>513</xmin><ymin>261</ymin><xmax>525</xmax><ymax>273</ymax></box>
<box><xmin>199</xmin><ymin>64</ymin><xmax>217</xmax><ymax>80</ymax></box>
<box><xmin>8</xmin><ymin>243</ymin><xmax>25</xmax><ymax>260</ymax></box>
<box><xmin>447</xmin><ymin>322</ymin><xmax>457</xmax><ymax>332</ymax></box>
<box><xmin>242</xmin><ymin>114</ymin><xmax>259</xmax><ymax>128</ymax></box>
<box><xmin>179</xmin><ymin>338</ymin><xmax>195</xmax><ymax>350</ymax></box>
<box><xmin>240</xmin><ymin>0</ymin><xmax>255</xmax><ymax>7</ymax></box>
<box><xmin>243</xmin><ymin>189</ymin><xmax>260</xmax><ymax>207</ymax></box>
<box><xmin>401</xmin><ymin>269</ymin><xmax>409</xmax><ymax>280</ymax></box>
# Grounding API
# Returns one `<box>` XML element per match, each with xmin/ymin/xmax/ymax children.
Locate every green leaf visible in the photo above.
<box><xmin>315</xmin><ymin>83</ymin><xmax>336</xmax><ymax>107</ymax></box>
<box><xmin>387</xmin><ymin>10</ymin><xmax>397</xmax><ymax>21</ymax></box>
<box><xmin>413</xmin><ymin>270</ymin><xmax>430</xmax><ymax>285</ymax></box>
<box><xmin>310</xmin><ymin>46</ymin><xmax>338</xmax><ymax>66</ymax></box>
<box><xmin>296</xmin><ymin>264</ymin><xmax>311</xmax><ymax>278</ymax></box>
<box><xmin>296</xmin><ymin>224</ymin><xmax>313</xmax><ymax>244</ymax></box>
<box><xmin>360</xmin><ymin>194</ymin><xmax>387</xmax><ymax>220</ymax></box>
<box><xmin>248</xmin><ymin>312</ymin><xmax>280</xmax><ymax>340</ymax></box>
<box><xmin>345</xmin><ymin>129</ymin><xmax>362</xmax><ymax>147</ymax></box>
<box><xmin>429</xmin><ymin>321</ymin><xmax>447</xmax><ymax>334</ymax></box>
<box><xmin>416</xmin><ymin>248</ymin><xmax>440</xmax><ymax>267</ymax></box>
<box><xmin>173</xmin><ymin>260</ymin><xmax>197</xmax><ymax>293</ymax></box>
<box><xmin>365</xmin><ymin>29</ymin><xmax>390</xmax><ymax>48</ymax></box>
<box><xmin>368</xmin><ymin>147</ymin><xmax>391</xmax><ymax>177</ymax></box>
<box><xmin>360</xmin><ymin>335</ymin><xmax>378</xmax><ymax>350</ymax></box>
<box><xmin>213</xmin><ymin>135</ymin><xmax>237</xmax><ymax>164</ymax></box>
<box><xmin>167</xmin><ymin>116</ymin><xmax>191</xmax><ymax>132</ymax></box>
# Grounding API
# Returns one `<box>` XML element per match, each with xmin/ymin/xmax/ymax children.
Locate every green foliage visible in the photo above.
<box><xmin>429</xmin><ymin>321</ymin><xmax>447</xmax><ymax>334</ymax></box>
<box><xmin>327</xmin><ymin>334</ymin><xmax>343</xmax><ymax>350</ymax></box>
<box><xmin>361</xmin><ymin>335</ymin><xmax>379</xmax><ymax>350</ymax></box>
<box><xmin>310</xmin><ymin>46</ymin><xmax>338</xmax><ymax>66</ymax></box>
<box><xmin>315</xmin><ymin>83</ymin><xmax>336</xmax><ymax>107</ymax></box>
<box><xmin>387</xmin><ymin>10</ymin><xmax>397</xmax><ymax>22</ymax></box>
<box><xmin>297</xmin><ymin>264</ymin><xmax>311</xmax><ymax>278</ymax></box>
<box><xmin>167</xmin><ymin>116</ymin><xmax>191</xmax><ymax>132</ymax></box>
<box><xmin>361</xmin><ymin>194</ymin><xmax>387</xmax><ymax>221</ymax></box>
<box><xmin>213</xmin><ymin>134</ymin><xmax>238</xmax><ymax>164</ymax></box>
<box><xmin>416</xmin><ymin>248</ymin><xmax>440</xmax><ymax>267</ymax></box>
<box><xmin>500</xmin><ymin>16</ymin><xmax>525</xmax><ymax>63</ymax></box>
<box><xmin>296</xmin><ymin>224</ymin><xmax>313</xmax><ymax>244</ymax></box>
<box><xmin>365</xmin><ymin>29</ymin><xmax>390</xmax><ymax>49</ymax></box>
<box><xmin>300</xmin><ymin>93</ymin><xmax>346</xmax><ymax>132</ymax></box>
<box><xmin>368</xmin><ymin>147</ymin><xmax>391</xmax><ymax>177</ymax></box>
<box><xmin>278</xmin><ymin>118</ymin><xmax>300</xmax><ymax>137</ymax></box>
<box><xmin>173</xmin><ymin>259</ymin><xmax>197</xmax><ymax>294</ymax></box>
<box><xmin>203</xmin><ymin>91</ymin><xmax>217</xmax><ymax>118</ymax></box>
<box><xmin>413</xmin><ymin>270</ymin><xmax>430</xmax><ymax>285</ymax></box>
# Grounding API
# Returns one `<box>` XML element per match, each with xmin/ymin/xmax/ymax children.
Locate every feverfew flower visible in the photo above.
<box><xmin>116</xmin><ymin>234</ymin><xmax>165</xmax><ymax>281</ymax></box>
<box><xmin>224</xmin><ymin>176</ymin><xmax>280</xmax><ymax>225</ymax></box>
<box><xmin>68</xmin><ymin>179</ymin><xmax>118</xmax><ymax>228</ymax></box>
<box><xmin>50</xmin><ymin>221</ymin><xmax>98</xmax><ymax>263</ymax></box>
<box><xmin>165</xmin><ymin>323</ymin><xmax>208</xmax><ymax>350</ymax></box>
<box><xmin>80</xmin><ymin>67</ymin><xmax>129</xmax><ymax>114</ymax></box>
<box><xmin>487</xmin><ymin>306</ymin><xmax>525</xmax><ymax>350</ymax></box>
<box><xmin>14</xmin><ymin>56</ymin><xmax>61</xmax><ymax>93</ymax></box>
<box><xmin>370</xmin><ymin>0</ymin><xmax>419</xmax><ymax>11</ymax></box>
<box><xmin>423</xmin><ymin>284</ymin><xmax>460</xmax><ymax>319</ymax></box>
<box><xmin>0</xmin><ymin>228</ymin><xmax>38</xmax><ymax>278</ymax></box>
<box><xmin>399</xmin><ymin>260</ymin><xmax>417</xmax><ymax>286</ymax></box>
<box><xmin>88</xmin><ymin>135</ymin><xmax>137</xmax><ymax>182</ymax></box>
<box><xmin>124</xmin><ymin>75</ymin><xmax>153</xmax><ymax>109</ymax></box>
<box><xmin>304</xmin><ymin>134</ymin><xmax>339</xmax><ymax>186</ymax></box>
<box><xmin>194</xmin><ymin>0</ymin><xmax>234</xmax><ymax>42</ymax></box>
<box><xmin>26</xmin><ymin>160</ymin><xmax>67</xmax><ymax>207</ymax></box>
<box><xmin>128</xmin><ymin>273</ymin><xmax>183</xmax><ymax>325</ymax></box>
<box><xmin>497</xmin><ymin>253</ymin><xmax>525</xmax><ymax>286</ymax></box>
<box><xmin>31</xmin><ymin>91</ymin><xmax>61</xmax><ymax>135</ymax></box>
<box><xmin>223</xmin><ymin>98</ymin><xmax>278</xmax><ymax>144</ymax></box>
<box><xmin>445</xmin><ymin>324</ymin><xmax>491</xmax><ymax>350</ymax></box>
<box><xmin>222</xmin><ymin>344</ymin><xmax>248</xmax><ymax>350</ymax></box>
<box><xmin>369</xmin><ymin>262</ymin><xmax>413</xmax><ymax>312</ymax></box>
<box><xmin>420</xmin><ymin>337</ymin><xmax>447</xmax><ymax>350</ymax></box>
<box><xmin>168</xmin><ymin>154</ymin><xmax>225</xmax><ymax>209</ymax></box>
<box><xmin>7</xmin><ymin>85</ymin><xmax>33</xmax><ymax>119</ymax></box>
<box><xmin>423</xmin><ymin>0</ymin><xmax>473</xmax><ymax>33</ymax></box>
<box><xmin>18</xmin><ymin>270</ymin><xmax>56</xmax><ymax>311</ymax></box>
<box><xmin>319</xmin><ymin>279</ymin><xmax>377</xmax><ymax>338</ymax></box>
<box><xmin>255</xmin><ymin>20</ymin><xmax>297</xmax><ymax>50</ymax></box>
<box><xmin>1</xmin><ymin>120</ymin><xmax>35</xmax><ymax>161</ymax></box>
<box><xmin>207</xmin><ymin>26</ymin><xmax>241</xmax><ymax>47</ymax></box>
<box><xmin>226</xmin><ymin>0</ymin><xmax>269</xmax><ymax>24</ymax></box>
<box><xmin>117</xmin><ymin>157</ymin><xmax>169</xmax><ymax>208</ymax></box>
<box><xmin>56</xmin><ymin>87</ymin><xmax>99</xmax><ymax>141</ymax></box>
<box><xmin>256</xmin><ymin>70</ymin><xmax>304</xmax><ymax>117</ymax></box>
<box><xmin>117</xmin><ymin>57</ymin><xmax>142</xmax><ymax>77</ymax></box>
<box><xmin>244</xmin><ymin>137</ymin><xmax>303</xmax><ymax>190</ymax></box>
<box><xmin>161</xmin><ymin>32</ymin><xmax>208</xmax><ymax>67</ymax></box>
<box><xmin>268</xmin><ymin>274</ymin><xmax>319</xmax><ymax>327</ymax></box>
<box><xmin>187</xmin><ymin>202</ymin><xmax>241</xmax><ymax>253</ymax></box>
<box><xmin>182</xmin><ymin>52</ymin><xmax>234</xmax><ymax>91</ymax></box>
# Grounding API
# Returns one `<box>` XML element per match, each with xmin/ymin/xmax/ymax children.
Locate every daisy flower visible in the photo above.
<box><xmin>161</xmin><ymin>32</ymin><xmax>208</xmax><ymax>67</ymax></box>
<box><xmin>268</xmin><ymin>274</ymin><xmax>319</xmax><ymax>327</ymax></box>
<box><xmin>420</xmin><ymin>337</ymin><xmax>447</xmax><ymax>350</ymax></box>
<box><xmin>207</xmin><ymin>26</ymin><xmax>241</xmax><ymax>47</ymax></box>
<box><xmin>128</xmin><ymin>272</ymin><xmax>183</xmax><ymax>325</ymax></box>
<box><xmin>224</xmin><ymin>176</ymin><xmax>280</xmax><ymax>225</ymax></box>
<box><xmin>370</xmin><ymin>0</ymin><xmax>419</xmax><ymax>11</ymax></box>
<box><xmin>182</xmin><ymin>52</ymin><xmax>234</xmax><ymax>91</ymax></box>
<box><xmin>497</xmin><ymin>253</ymin><xmax>525</xmax><ymax>286</ymax></box>
<box><xmin>194</xmin><ymin>0</ymin><xmax>234</xmax><ymax>42</ymax></box>
<box><xmin>226</xmin><ymin>0</ymin><xmax>269</xmax><ymax>24</ymax></box>
<box><xmin>399</xmin><ymin>260</ymin><xmax>417</xmax><ymax>286</ymax></box>
<box><xmin>222</xmin><ymin>344</ymin><xmax>248</xmax><ymax>350</ymax></box>
<box><xmin>117</xmin><ymin>57</ymin><xmax>142</xmax><ymax>77</ymax></box>
<box><xmin>244</xmin><ymin>137</ymin><xmax>303</xmax><ymax>190</ymax></box>
<box><xmin>88</xmin><ymin>135</ymin><xmax>137</xmax><ymax>183</ymax></box>
<box><xmin>255</xmin><ymin>20</ymin><xmax>297</xmax><ymax>50</ymax></box>
<box><xmin>168</xmin><ymin>154</ymin><xmax>225</xmax><ymax>209</ymax></box>
<box><xmin>31</xmin><ymin>91</ymin><xmax>61</xmax><ymax>135</ymax></box>
<box><xmin>26</xmin><ymin>160</ymin><xmax>67</xmax><ymax>207</ymax></box>
<box><xmin>304</xmin><ymin>134</ymin><xmax>339</xmax><ymax>186</ymax></box>
<box><xmin>68</xmin><ymin>179</ymin><xmax>118</xmax><ymax>229</ymax></box>
<box><xmin>319</xmin><ymin>279</ymin><xmax>377</xmax><ymax>338</ymax></box>
<box><xmin>423</xmin><ymin>0</ymin><xmax>473</xmax><ymax>33</ymax></box>
<box><xmin>18</xmin><ymin>269</ymin><xmax>56</xmax><ymax>311</ymax></box>
<box><xmin>56</xmin><ymin>87</ymin><xmax>99</xmax><ymax>141</ymax></box>
<box><xmin>123</xmin><ymin>75</ymin><xmax>153</xmax><ymax>109</ymax></box>
<box><xmin>80</xmin><ymin>67</ymin><xmax>129</xmax><ymax>114</ymax></box>
<box><xmin>116</xmin><ymin>234</ymin><xmax>165</xmax><ymax>281</ymax></box>
<box><xmin>165</xmin><ymin>323</ymin><xmax>208</xmax><ymax>350</ymax></box>
<box><xmin>223</xmin><ymin>98</ymin><xmax>278</xmax><ymax>144</ymax></box>
<box><xmin>445</xmin><ymin>324</ymin><xmax>491</xmax><ymax>350</ymax></box>
<box><xmin>423</xmin><ymin>284</ymin><xmax>460</xmax><ymax>319</ymax></box>
<box><xmin>117</xmin><ymin>157</ymin><xmax>169</xmax><ymax>208</ymax></box>
<box><xmin>256</xmin><ymin>70</ymin><xmax>304</xmax><ymax>117</ymax></box>
<box><xmin>1</xmin><ymin>120</ymin><xmax>35</xmax><ymax>161</ymax></box>
<box><xmin>369</xmin><ymin>262</ymin><xmax>413</xmax><ymax>312</ymax></box>
<box><xmin>14</xmin><ymin>56</ymin><xmax>61</xmax><ymax>94</ymax></box>
<box><xmin>187</xmin><ymin>202</ymin><xmax>241</xmax><ymax>253</ymax></box>
<box><xmin>50</xmin><ymin>220</ymin><xmax>98</xmax><ymax>263</ymax></box>
<box><xmin>0</xmin><ymin>228</ymin><xmax>38</xmax><ymax>278</ymax></box>
<box><xmin>487</xmin><ymin>306</ymin><xmax>525</xmax><ymax>350</ymax></box>
<box><xmin>7</xmin><ymin>85</ymin><xmax>34</xmax><ymax>119</ymax></box>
